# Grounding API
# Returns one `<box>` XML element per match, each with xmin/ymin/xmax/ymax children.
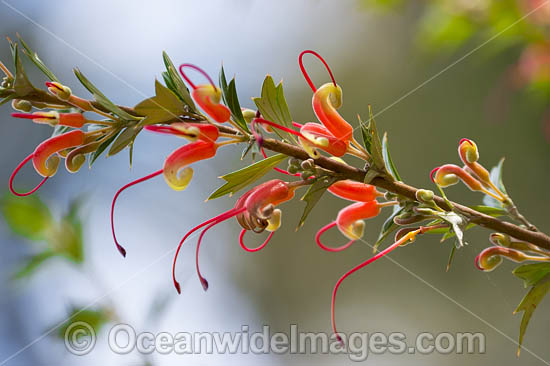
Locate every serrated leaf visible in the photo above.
<box><xmin>253</xmin><ymin>75</ymin><xmax>296</xmax><ymax>144</ymax></box>
<box><xmin>1</xmin><ymin>193</ymin><xmax>53</xmax><ymax>241</ymax></box>
<box><xmin>73</xmin><ymin>68</ymin><xmax>138</xmax><ymax>121</ymax></box>
<box><xmin>162</xmin><ymin>51</ymin><xmax>195</xmax><ymax>110</ymax></box>
<box><xmin>57</xmin><ymin>307</ymin><xmax>110</xmax><ymax>340</ymax></box>
<box><xmin>297</xmin><ymin>176</ymin><xmax>338</xmax><ymax>229</ymax></box>
<box><xmin>219</xmin><ymin>66</ymin><xmax>249</xmax><ymax>133</ymax></box>
<box><xmin>359</xmin><ymin>109</ymin><xmax>386</xmax><ymax>177</ymax></box>
<box><xmin>14</xmin><ymin>251</ymin><xmax>55</xmax><ymax>279</ymax></box>
<box><xmin>107</xmin><ymin>125</ymin><xmax>141</xmax><ymax>157</ymax></box>
<box><xmin>382</xmin><ymin>132</ymin><xmax>401</xmax><ymax>181</ymax></box>
<box><xmin>513</xmin><ymin>263</ymin><xmax>550</xmax><ymax>288</ymax></box>
<box><xmin>17</xmin><ymin>35</ymin><xmax>59</xmax><ymax>82</ymax></box>
<box><xmin>135</xmin><ymin>79</ymin><xmax>186</xmax><ymax>126</ymax></box>
<box><xmin>89</xmin><ymin>130</ymin><xmax>121</xmax><ymax>167</ymax></box>
<box><xmin>8</xmin><ymin>41</ymin><xmax>36</xmax><ymax>97</ymax></box>
<box><xmin>373</xmin><ymin>205</ymin><xmax>404</xmax><ymax>251</ymax></box>
<box><xmin>514</xmin><ymin>273</ymin><xmax>550</xmax><ymax>354</ymax></box>
<box><xmin>208</xmin><ymin>154</ymin><xmax>288</xmax><ymax>200</ymax></box>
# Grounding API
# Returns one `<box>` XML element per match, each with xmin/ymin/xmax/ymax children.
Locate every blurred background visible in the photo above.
<box><xmin>0</xmin><ymin>0</ymin><xmax>549</xmax><ymax>365</ymax></box>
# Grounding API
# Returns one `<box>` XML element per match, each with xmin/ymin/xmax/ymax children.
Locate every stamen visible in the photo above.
<box><xmin>179</xmin><ymin>63</ymin><xmax>216</xmax><ymax>90</ymax></box>
<box><xmin>239</xmin><ymin>228</ymin><xmax>274</xmax><ymax>252</ymax></box>
<box><xmin>331</xmin><ymin>229</ymin><xmax>420</xmax><ymax>344</ymax></box>
<box><xmin>173</xmin><ymin>207</ymin><xmax>246</xmax><ymax>293</ymax></box>
<box><xmin>111</xmin><ymin>169</ymin><xmax>163</xmax><ymax>257</ymax></box>
<box><xmin>298</xmin><ymin>50</ymin><xmax>337</xmax><ymax>93</ymax></box>
<box><xmin>315</xmin><ymin>221</ymin><xmax>356</xmax><ymax>252</ymax></box>
<box><xmin>9</xmin><ymin>153</ymin><xmax>48</xmax><ymax>196</ymax></box>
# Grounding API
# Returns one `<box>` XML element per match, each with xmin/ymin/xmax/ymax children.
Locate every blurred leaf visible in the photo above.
<box><xmin>57</xmin><ymin>307</ymin><xmax>110</xmax><ymax>340</ymax></box>
<box><xmin>1</xmin><ymin>194</ymin><xmax>53</xmax><ymax>240</ymax></box>
<box><xmin>483</xmin><ymin>158</ymin><xmax>507</xmax><ymax>208</ymax></box>
<box><xmin>219</xmin><ymin>66</ymin><xmax>249</xmax><ymax>133</ymax></box>
<box><xmin>382</xmin><ymin>132</ymin><xmax>401</xmax><ymax>181</ymax></box>
<box><xmin>208</xmin><ymin>154</ymin><xmax>288</xmax><ymax>200</ymax></box>
<box><xmin>107</xmin><ymin>125</ymin><xmax>141</xmax><ymax>157</ymax></box>
<box><xmin>53</xmin><ymin>199</ymin><xmax>84</xmax><ymax>263</ymax></box>
<box><xmin>135</xmin><ymin>79</ymin><xmax>186</xmax><ymax>126</ymax></box>
<box><xmin>73</xmin><ymin>68</ymin><xmax>138</xmax><ymax>121</ymax></box>
<box><xmin>418</xmin><ymin>8</ymin><xmax>475</xmax><ymax>52</ymax></box>
<box><xmin>8</xmin><ymin>40</ymin><xmax>36</xmax><ymax>97</ymax></box>
<box><xmin>373</xmin><ymin>205</ymin><xmax>405</xmax><ymax>251</ymax></box>
<box><xmin>17</xmin><ymin>35</ymin><xmax>59</xmax><ymax>82</ymax></box>
<box><xmin>253</xmin><ymin>75</ymin><xmax>296</xmax><ymax>144</ymax></box>
<box><xmin>514</xmin><ymin>263</ymin><xmax>550</xmax><ymax>288</ymax></box>
<box><xmin>89</xmin><ymin>130</ymin><xmax>121</xmax><ymax>167</ymax></box>
<box><xmin>469</xmin><ymin>205</ymin><xmax>506</xmax><ymax>216</ymax></box>
<box><xmin>13</xmin><ymin>250</ymin><xmax>55</xmax><ymax>279</ymax></box>
<box><xmin>514</xmin><ymin>273</ymin><xmax>550</xmax><ymax>355</ymax></box>
<box><xmin>297</xmin><ymin>176</ymin><xmax>338</xmax><ymax>229</ymax></box>
<box><xmin>162</xmin><ymin>51</ymin><xmax>196</xmax><ymax>110</ymax></box>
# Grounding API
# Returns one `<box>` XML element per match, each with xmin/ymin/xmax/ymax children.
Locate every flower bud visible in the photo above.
<box><xmin>11</xmin><ymin>99</ymin><xmax>32</xmax><ymax>112</ymax></box>
<box><xmin>415</xmin><ymin>189</ymin><xmax>434</xmax><ymax>202</ymax></box>
<box><xmin>489</xmin><ymin>233</ymin><xmax>511</xmax><ymax>247</ymax></box>
<box><xmin>46</xmin><ymin>81</ymin><xmax>72</xmax><ymax>101</ymax></box>
<box><xmin>241</xmin><ymin>108</ymin><xmax>257</xmax><ymax>124</ymax></box>
<box><xmin>301</xmin><ymin>158</ymin><xmax>315</xmax><ymax>171</ymax></box>
<box><xmin>458</xmin><ymin>138</ymin><xmax>479</xmax><ymax>164</ymax></box>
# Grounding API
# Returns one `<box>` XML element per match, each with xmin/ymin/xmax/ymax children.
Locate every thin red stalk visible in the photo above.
<box><xmin>173</xmin><ymin>207</ymin><xmax>246</xmax><ymax>293</ymax></box>
<box><xmin>315</xmin><ymin>221</ymin><xmax>356</xmax><ymax>252</ymax></box>
<box><xmin>178</xmin><ymin>63</ymin><xmax>216</xmax><ymax>90</ymax></box>
<box><xmin>252</xmin><ymin>118</ymin><xmax>304</xmax><ymax>138</ymax></box>
<box><xmin>239</xmin><ymin>228</ymin><xmax>275</xmax><ymax>253</ymax></box>
<box><xmin>260</xmin><ymin>147</ymin><xmax>300</xmax><ymax>177</ymax></box>
<box><xmin>298</xmin><ymin>50</ymin><xmax>337</xmax><ymax>92</ymax></box>
<box><xmin>111</xmin><ymin>169</ymin><xmax>163</xmax><ymax>257</ymax></box>
<box><xmin>195</xmin><ymin>220</ymin><xmax>221</xmax><ymax>291</ymax></box>
<box><xmin>9</xmin><ymin>153</ymin><xmax>49</xmax><ymax>197</ymax></box>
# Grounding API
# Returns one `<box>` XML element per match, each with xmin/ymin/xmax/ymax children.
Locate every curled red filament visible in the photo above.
<box><xmin>111</xmin><ymin>169</ymin><xmax>163</xmax><ymax>257</ymax></box>
<box><xmin>315</xmin><ymin>221</ymin><xmax>356</xmax><ymax>252</ymax></box>
<box><xmin>298</xmin><ymin>50</ymin><xmax>337</xmax><ymax>93</ymax></box>
<box><xmin>178</xmin><ymin>63</ymin><xmax>216</xmax><ymax>90</ymax></box>
<box><xmin>239</xmin><ymin>228</ymin><xmax>275</xmax><ymax>253</ymax></box>
<box><xmin>9</xmin><ymin>154</ymin><xmax>49</xmax><ymax>197</ymax></box>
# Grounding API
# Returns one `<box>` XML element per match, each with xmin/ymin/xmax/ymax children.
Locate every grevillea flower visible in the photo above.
<box><xmin>9</xmin><ymin>130</ymin><xmax>85</xmax><ymax>196</ymax></box>
<box><xmin>430</xmin><ymin>164</ymin><xmax>503</xmax><ymax>202</ymax></box>
<box><xmin>475</xmin><ymin>246</ymin><xmax>550</xmax><ymax>272</ymax></box>
<box><xmin>316</xmin><ymin>181</ymin><xmax>387</xmax><ymax>252</ymax></box>
<box><xmin>172</xmin><ymin>179</ymin><xmax>301</xmax><ymax>293</ymax></box>
<box><xmin>11</xmin><ymin>111</ymin><xmax>87</xmax><ymax>128</ymax></box>
<box><xmin>179</xmin><ymin>64</ymin><xmax>231</xmax><ymax>123</ymax></box>
<box><xmin>299</xmin><ymin>50</ymin><xmax>353</xmax><ymax>145</ymax></box>
<box><xmin>110</xmin><ymin>123</ymin><xmax>220</xmax><ymax>257</ymax></box>
<box><xmin>298</xmin><ymin>122</ymin><xmax>347</xmax><ymax>158</ymax></box>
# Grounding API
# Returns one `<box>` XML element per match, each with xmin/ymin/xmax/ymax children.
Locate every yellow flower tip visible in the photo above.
<box><xmin>341</xmin><ymin>220</ymin><xmax>364</xmax><ymax>241</ymax></box>
<box><xmin>45</xmin><ymin>81</ymin><xmax>72</xmax><ymax>101</ymax></box>
<box><xmin>266</xmin><ymin>209</ymin><xmax>282</xmax><ymax>232</ymax></box>
<box><xmin>164</xmin><ymin>166</ymin><xmax>193</xmax><ymax>191</ymax></box>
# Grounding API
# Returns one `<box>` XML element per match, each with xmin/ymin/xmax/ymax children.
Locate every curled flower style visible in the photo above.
<box><xmin>179</xmin><ymin>64</ymin><xmax>230</xmax><ymax>123</ymax></box>
<box><xmin>172</xmin><ymin>179</ymin><xmax>301</xmax><ymax>293</ymax></box>
<box><xmin>299</xmin><ymin>50</ymin><xmax>353</xmax><ymax>145</ymax></box>
<box><xmin>475</xmin><ymin>246</ymin><xmax>550</xmax><ymax>272</ymax></box>
<box><xmin>144</xmin><ymin>122</ymin><xmax>219</xmax><ymax>142</ymax></box>
<box><xmin>9</xmin><ymin>130</ymin><xmax>85</xmax><ymax>196</ymax></box>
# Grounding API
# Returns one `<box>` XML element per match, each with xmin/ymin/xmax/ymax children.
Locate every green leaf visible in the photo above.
<box><xmin>514</xmin><ymin>263</ymin><xmax>550</xmax><ymax>288</ymax></box>
<box><xmin>297</xmin><ymin>176</ymin><xmax>338</xmax><ymax>229</ymax></box>
<box><xmin>89</xmin><ymin>130</ymin><xmax>121</xmax><ymax>167</ymax></box>
<box><xmin>57</xmin><ymin>307</ymin><xmax>110</xmax><ymax>340</ymax></box>
<box><xmin>446</xmin><ymin>245</ymin><xmax>457</xmax><ymax>272</ymax></box>
<box><xmin>107</xmin><ymin>125</ymin><xmax>141</xmax><ymax>157</ymax></box>
<box><xmin>51</xmin><ymin>199</ymin><xmax>84</xmax><ymax>263</ymax></box>
<box><xmin>483</xmin><ymin>158</ymin><xmax>507</xmax><ymax>208</ymax></box>
<box><xmin>514</xmin><ymin>273</ymin><xmax>550</xmax><ymax>354</ymax></box>
<box><xmin>253</xmin><ymin>75</ymin><xmax>296</xmax><ymax>144</ymax></box>
<box><xmin>135</xmin><ymin>79</ymin><xmax>187</xmax><ymax>126</ymax></box>
<box><xmin>382</xmin><ymin>133</ymin><xmax>401</xmax><ymax>181</ymax></box>
<box><xmin>469</xmin><ymin>205</ymin><xmax>506</xmax><ymax>217</ymax></box>
<box><xmin>219</xmin><ymin>66</ymin><xmax>249</xmax><ymax>133</ymax></box>
<box><xmin>73</xmin><ymin>68</ymin><xmax>138</xmax><ymax>121</ymax></box>
<box><xmin>8</xmin><ymin>41</ymin><xmax>36</xmax><ymax>97</ymax></box>
<box><xmin>359</xmin><ymin>108</ymin><xmax>386</xmax><ymax>176</ymax></box>
<box><xmin>1</xmin><ymin>194</ymin><xmax>53</xmax><ymax>241</ymax></box>
<box><xmin>162</xmin><ymin>51</ymin><xmax>196</xmax><ymax>110</ymax></box>
<box><xmin>434</xmin><ymin>211</ymin><xmax>468</xmax><ymax>248</ymax></box>
<box><xmin>13</xmin><ymin>251</ymin><xmax>56</xmax><ymax>279</ymax></box>
<box><xmin>17</xmin><ymin>35</ymin><xmax>59</xmax><ymax>82</ymax></box>
<box><xmin>373</xmin><ymin>205</ymin><xmax>405</xmax><ymax>251</ymax></box>
<box><xmin>208</xmin><ymin>154</ymin><xmax>288</xmax><ymax>200</ymax></box>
